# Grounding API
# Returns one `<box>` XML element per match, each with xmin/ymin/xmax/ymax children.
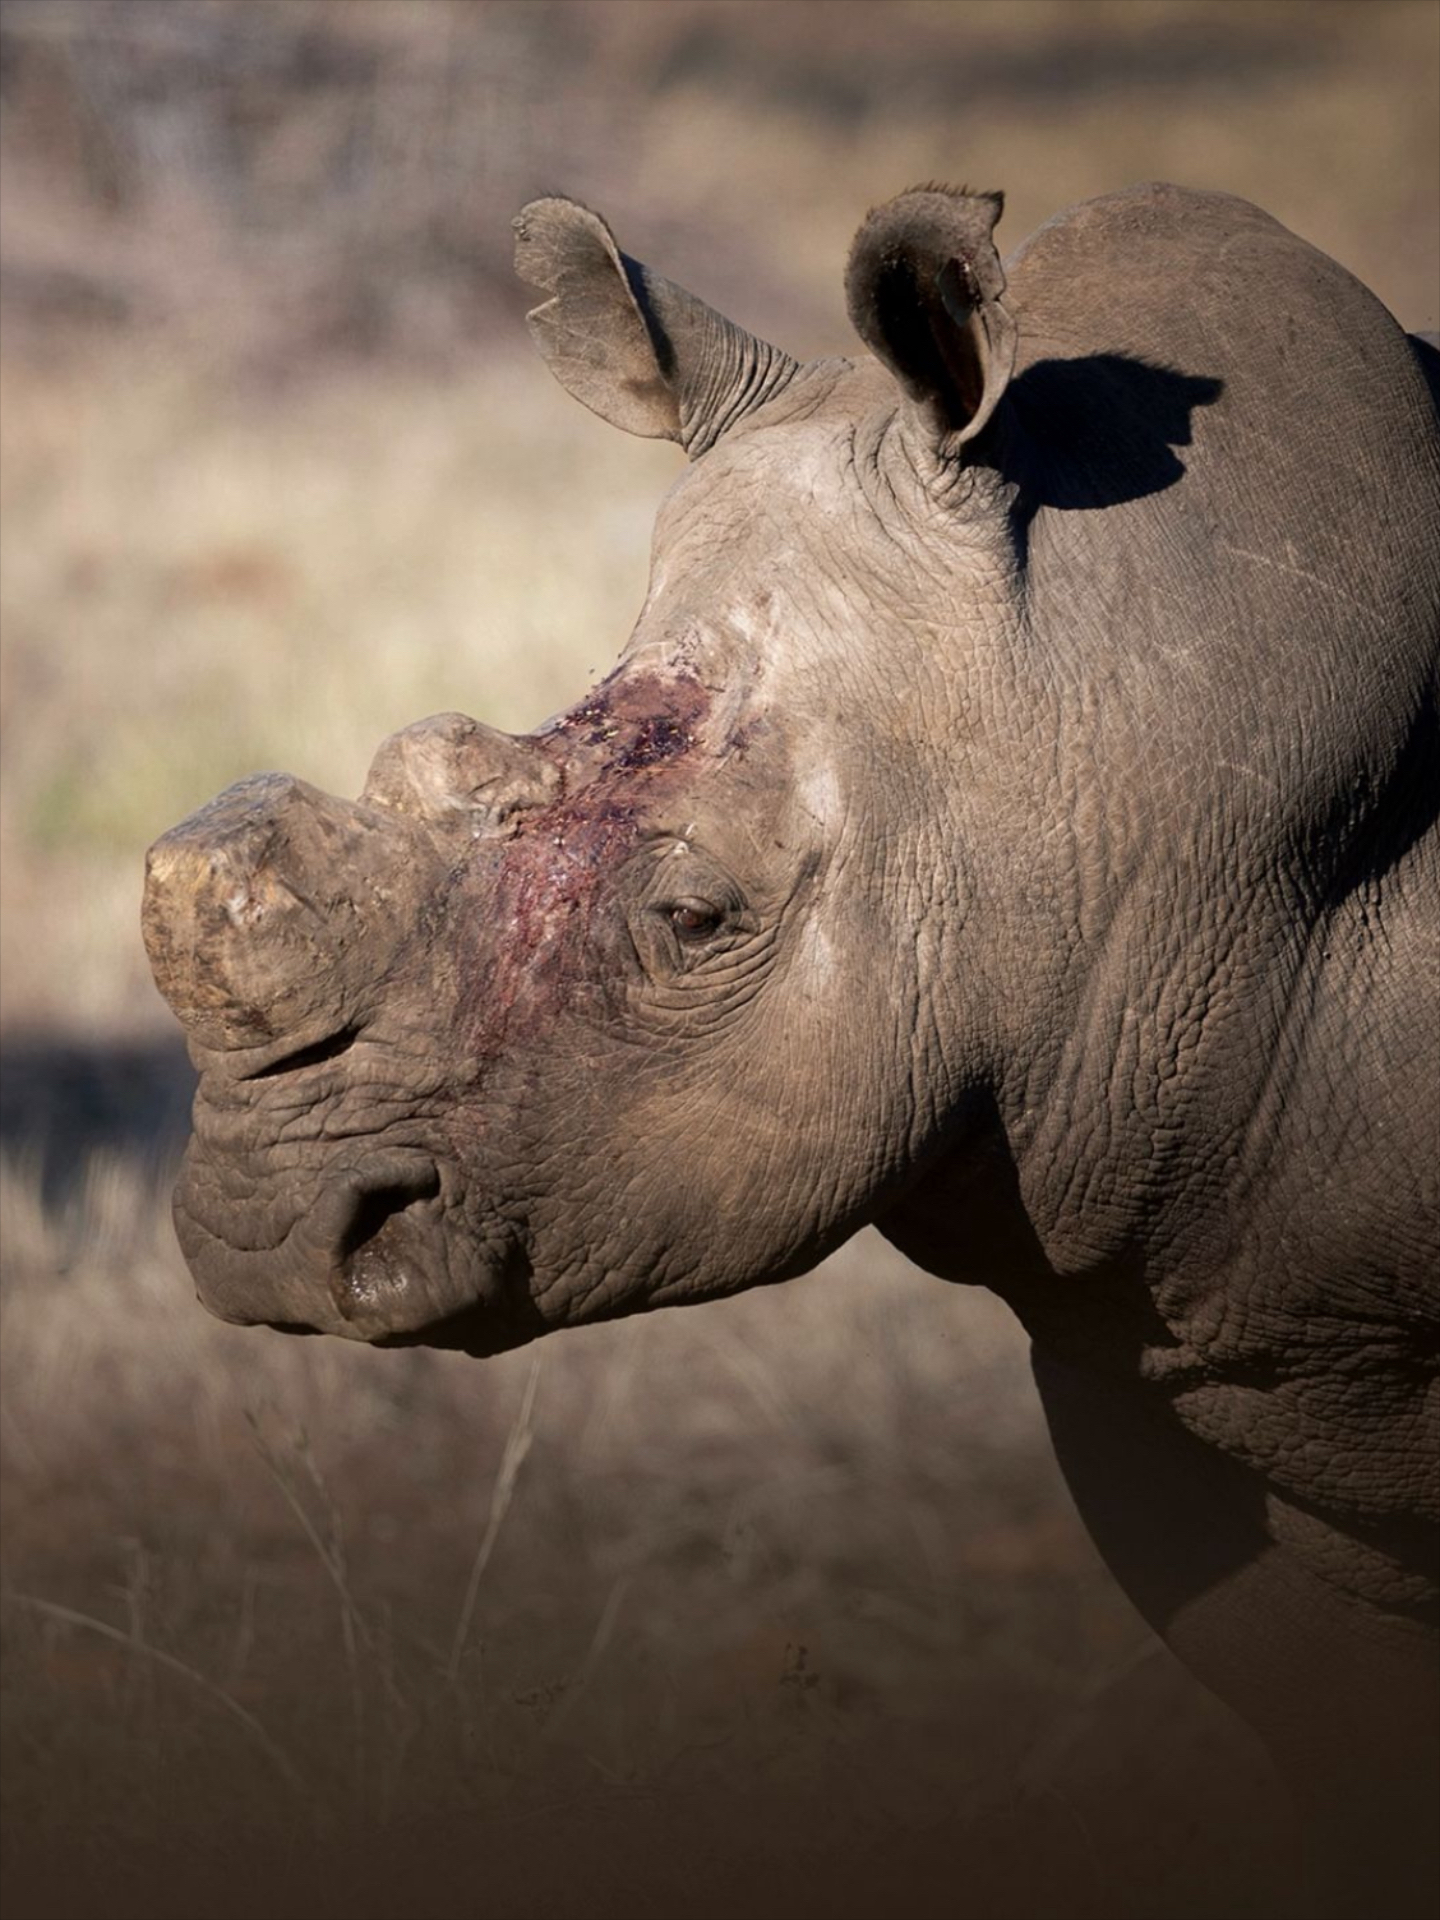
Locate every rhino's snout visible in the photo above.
<box><xmin>145</xmin><ymin>715</ymin><xmax>564</xmax><ymax>1353</ymax></box>
<box><xmin>174</xmin><ymin>1142</ymin><xmax>539</xmax><ymax>1356</ymax></box>
<box><xmin>142</xmin><ymin>771</ymin><xmax>439</xmax><ymax>1055</ymax></box>
<box><xmin>175</xmin><ymin>1145</ymin><xmax>443</xmax><ymax>1332</ymax></box>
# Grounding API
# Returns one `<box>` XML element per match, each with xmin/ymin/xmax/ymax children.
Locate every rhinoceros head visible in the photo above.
<box><xmin>143</xmin><ymin>188</ymin><xmax>1027</xmax><ymax>1354</ymax></box>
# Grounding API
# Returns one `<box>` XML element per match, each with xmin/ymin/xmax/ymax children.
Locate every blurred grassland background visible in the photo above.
<box><xmin>1</xmin><ymin>4</ymin><xmax>1436</xmax><ymax>1918</ymax></box>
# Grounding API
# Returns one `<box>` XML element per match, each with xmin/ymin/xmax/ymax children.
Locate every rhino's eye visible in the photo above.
<box><xmin>667</xmin><ymin>899</ymin><xmax>724</xmax><ymax>940</ymax></box>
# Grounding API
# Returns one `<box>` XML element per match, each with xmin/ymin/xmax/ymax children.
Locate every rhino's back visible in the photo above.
<box><xmin>1000</xmin><ymin>185</ymin><xmax>1438</xmax><ymax>865</ymax></box>
<box><xmin>1006</xmin><ymin>181</ymin><xmax>1435</xmax><ymax>440</ymax></box>
<box><xmin>1003</xmin><ymin>184</ymin><xmax>1440</xmax><ymax>613</ymax></box>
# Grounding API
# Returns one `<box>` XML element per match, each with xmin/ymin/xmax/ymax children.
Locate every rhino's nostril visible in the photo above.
<box><xmin>339</xmin><ymin>1171</ymin><xmax>440</xmax><ymax>1265</ymax></box>
<box><xmin>321</xmin><ymin>1156</ymin><xmax>444</xmax><ymax>1326</ymax></box>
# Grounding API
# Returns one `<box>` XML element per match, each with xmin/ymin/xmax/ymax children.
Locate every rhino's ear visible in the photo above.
<box><xmin>845</xmin><ymin>186</ymin><xmax>1017</xmax><ymax>456</ymax></box>
<box><xmin>514</xmin><ymin>197</ymin><xmax>798</xmax><ymax>459</ymax></box>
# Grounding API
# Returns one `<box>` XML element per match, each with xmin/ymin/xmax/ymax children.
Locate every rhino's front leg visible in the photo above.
<box><xmin>1032</xmin><ymin>1349</ymin><xmax>1440</xmax><ymax>1920</ymax></box>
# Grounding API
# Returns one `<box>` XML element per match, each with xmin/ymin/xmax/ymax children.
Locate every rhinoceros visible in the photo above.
<box><xmin>143</xmin><ymin>183</ymin><xmax>1438</xmax><ymax>1915</ymax></box>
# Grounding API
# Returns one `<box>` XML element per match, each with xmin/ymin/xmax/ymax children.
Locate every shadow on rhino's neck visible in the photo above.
<box><xmin>990</xmin><ymin>352</ymin><xmax>1224</xmax><ymax>562</ymax></box>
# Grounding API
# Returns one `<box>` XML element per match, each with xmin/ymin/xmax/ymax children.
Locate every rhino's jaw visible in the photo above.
<box><xmin>172</xmin><ymin>1133</ymin><xmax>540</xmax><ymax>1357</ymax></box>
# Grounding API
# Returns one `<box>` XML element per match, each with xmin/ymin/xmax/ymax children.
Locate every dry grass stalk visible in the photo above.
<box><xmin>4</xmin><ymin>1592</ymin><xmax>308</xmax><ymax>1796</ymax></box>
<box><xmin>445</xmin><ymin>1350</ymin><xmax>543</xmax><ymax>1685</ymax></box>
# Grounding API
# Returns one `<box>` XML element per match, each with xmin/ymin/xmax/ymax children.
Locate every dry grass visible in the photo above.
<box><xmin>2</xmin><ymin>4</ymin><xmax>1434</xmax><ymax>1916</ymax></box>
<box><xmin>1</xmin><ymin>1157</ymin><xmax>1288</xmax><ymax>1920</ymax></box>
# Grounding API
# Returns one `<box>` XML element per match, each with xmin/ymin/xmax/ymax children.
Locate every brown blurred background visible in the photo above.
<box><xmin>2</xmin><ymin>5</ymin><xmax>1436</xmax><ymax>1918</ymax></box>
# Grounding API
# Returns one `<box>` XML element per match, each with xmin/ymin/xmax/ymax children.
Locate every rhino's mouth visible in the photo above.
<box><xmin>173</xmin><ymin>1135</ymin><xmax>535</xmax><ymax>1354</ymax></box>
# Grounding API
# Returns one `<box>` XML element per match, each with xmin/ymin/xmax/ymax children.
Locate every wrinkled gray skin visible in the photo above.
<box><xmin>144</xmin><ymin>184</ymin><xmax>1439</xmax><ymax>1914</ymax></box>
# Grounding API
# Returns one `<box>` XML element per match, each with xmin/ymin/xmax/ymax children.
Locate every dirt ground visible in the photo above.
<box><xmin>2</xmin><ymin>5</ymin><xmax>1436</xmax><ymax>1918</ymax></box>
